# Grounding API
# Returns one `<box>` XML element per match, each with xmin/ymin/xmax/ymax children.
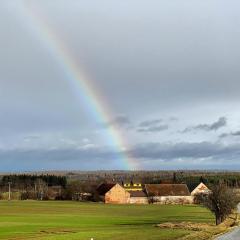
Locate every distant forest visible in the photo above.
<box><xmin>1</xmin><ymin>171</ymin><xmax>240</xmax><ymax>191</ymax></box>
<box><xmin>0</xmin><ymin>174</ymin><xmax>67</xmax><ymax>189</ymax></box>
<box><xmin>164</xmin><ymin>174</ymin><xmax>240</xmax><ymax>192</ymax></box>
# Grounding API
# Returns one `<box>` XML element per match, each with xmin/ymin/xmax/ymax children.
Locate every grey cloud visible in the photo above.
<box><xmin>1</xmin><ymin>140</ymin><xmax>240</xmax><ymax>171</ymax></box>
<box><xmin>139</xmin><ymin>119</ymin><xmax>163</xmax><ymax>127</ymax></box>
<box><xmin>99</xmin><ymin>115</ymin><xmax>132</xmax><ymax>129</ymax></box>
<box><xmin>24</xmin><ymin>135</ymin><xmax>41</xmax><ymax>141</ymax></box>
<box><xmin>138</xmin><ymin>125</ymin><xmax>168</xmax><ymax>133</ymax></box>
<box><xmin>169</xmin><ymin>117</ymin><xmax>178</xmax><ymax>122</ymax></box>
<box><xmin>138</xmin><ymin>119</ymin><xmax>168</xmax><ymax>133</ymax></box>
<box><xmin>2</xmin><ymin>0</ymin><xmax>240</xmax><ymax>117</ymax></box>
<box><xmin>0</xmin><ymin>146</ymin><xmax>121</xmax><ymax>171</ymax></box>
<box><xmin>219</xmin><ymin>133</ymin><xmax>228</xmax><ymax>138</ymax></box>
<box><xmin>110</xmin><ymin>115</ymin><xmax>131</xmax><ymax>126</ymax></box>
<box><xmin>219</xmin><ymin>130</ymin><xmax>240</xmax><ymax>138</ymax></box>
<box><xmin>184</xmin><ymin>117</ymin><xmax>227</xmax><ymax>132</ymax></box>
<box><xmin>128</xmin><ymin>141</ymin><xmax>240</xmax><ymax>161</ymax></box>
<box><xmin>1</xmin><ymin>1</ymin><xmax>240</xmax><ymax>171</ymax></box>
<box><xmin>232</xmin><ymin>131</ymin><xmax>240</xmax><ymax>136</ymax></box>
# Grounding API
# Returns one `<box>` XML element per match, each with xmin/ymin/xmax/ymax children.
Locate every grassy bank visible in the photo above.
<box><xmin>180</xmin><ymin>213</ymin><xmax>239</xmax><ymax>240</ymax></box>
<box><xmin>0</xmin><ymin>201</ymin><xmax>214</xmax><ymax>240</ymax></box>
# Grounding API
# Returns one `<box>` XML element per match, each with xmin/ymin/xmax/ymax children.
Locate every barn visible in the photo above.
<box><xmin>96</xmin><ymin>183</ymin><xmax>130</xmax><ymax>204</ymax></box>
<box><xmin>145</xmin><ymin>184</ymin><xmax>193</xmax><ymax>204</ymax></box>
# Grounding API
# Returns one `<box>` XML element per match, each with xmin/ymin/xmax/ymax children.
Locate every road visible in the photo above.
<box><xmin>216</xmin><ymin>204</ymin><xmax>240</xmax><ymax>240</ymax></box>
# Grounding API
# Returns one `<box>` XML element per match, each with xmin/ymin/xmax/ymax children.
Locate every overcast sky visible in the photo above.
<box><xmin>1</xmin><ymin>0</ymin><xmax>240</xmax><ymax>171</ymax></box>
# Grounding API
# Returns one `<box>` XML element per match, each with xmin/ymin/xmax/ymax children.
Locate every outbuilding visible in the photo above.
<box><xmin>191</xmin><ymin>182</ymin><xmax>210</xmax><ymax>196</ymax></box>
<box><xmin>145</xmin><ymin>184</ymin><xmax>193</xmax><ymax>204</ymax></box>
<box><xmin>96</xmin><ymin>183</ymin><xmax>130</xmax><ymax>204</ymax></box>
<box><xmin>129</xmin><ymin>190</ymin><xmax>148</xmax><ymax>204</ymax></box>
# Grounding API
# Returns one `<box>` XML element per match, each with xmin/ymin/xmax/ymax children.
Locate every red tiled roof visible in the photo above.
<box><xmin>145</xmin><ymin>184</ymin><xmax>190</xmax><ymax>196</ymax></box>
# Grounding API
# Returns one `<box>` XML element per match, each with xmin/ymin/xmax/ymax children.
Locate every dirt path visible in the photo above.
<box><xmin>216</xmin><ymin>204</ymin><xmax>240</xmax><ymax>240</ymax></box>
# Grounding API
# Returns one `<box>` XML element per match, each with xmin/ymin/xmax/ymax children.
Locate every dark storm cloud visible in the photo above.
<box><xmin>2</xmin><ymin>140</ymin><xmax>240</xmax><ymax>171</ymax></box>
<box><xmin>183</xmin><ymin>117</ymin><xmax>227</xmax><ymax>132</ymax></box>
<box><xmin>0</xmin><ymin>147</ymin><xmax>121</xmax><ymax>171</ymax></box>
<box><xmin>128</xmin><ymin>141</ymin><xmax>240</xmax><ymax>161</ymax></box>
<box><xmin>4</xmin><ymin>147</ymin><xmax>119</xmax><ymax>161</ymax></box>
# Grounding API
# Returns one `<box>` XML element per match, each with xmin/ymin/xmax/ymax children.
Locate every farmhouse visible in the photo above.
<box><xmin>145</xmin><ymin>184</ymin><xmax>193</xmax><ymax>204</ymax></box>
<box><xmin>96</xmin><ymin>183</ymin><xmax>130</xmax><ymax>204</ymax></box>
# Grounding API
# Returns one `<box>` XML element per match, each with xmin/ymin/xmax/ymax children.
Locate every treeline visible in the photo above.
<box><xmin>1</xmin><ymin>172</ymin><xmax>240</xmax><ymax>201</ymax></box>
<box><xmin>148</xmin><ymin>174</ymin><xmax>240</xmax><ymax>191</ymax></box>
<box><xmin>0</xmin><ymin>174</ymin><xmax>67</xmax><ymax>189</ymax></box>
<box><xmin>181</xmin><ymin>175</ymin><xmax>240</xmax><ymax>191</ymax></box>
<box><xmin>0</xmin><ymin>175</ymin><xmax>96</xmax><ymax>201</ymax></box>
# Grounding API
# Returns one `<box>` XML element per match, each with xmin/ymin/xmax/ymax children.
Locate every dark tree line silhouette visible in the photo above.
<box><xmin>0</xmin><ymin>174</ymin><xmax>67</xmax><ymax>189</ymax></box>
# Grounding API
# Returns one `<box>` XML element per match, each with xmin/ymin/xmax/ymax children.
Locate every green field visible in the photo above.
<box><xmin>0</xmin><ymin>201</ymin><xmax>214</xmax><ymax>240</ymax></box>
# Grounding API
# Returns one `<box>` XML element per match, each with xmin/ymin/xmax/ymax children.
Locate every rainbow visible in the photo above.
<box><xmin>19</xmin><ymin>3</ymin><xmax>138</xmax><ymax>170</ymax></box>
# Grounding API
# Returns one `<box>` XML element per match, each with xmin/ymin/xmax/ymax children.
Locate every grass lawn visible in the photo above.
<box><xmin>0</xmin><ymin>201</ymin><xmax>214</xmax><ymax>240</ymax></box>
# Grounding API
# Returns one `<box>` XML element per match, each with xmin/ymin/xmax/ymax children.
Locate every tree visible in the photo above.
<box><xmin>35</xmin><ymin>179</ymin><xmax>48</xmax><ymax>200</ymax></box>
<box><xmin>200</xmin><ymin>183</ymin><xmax>238</xmax><ymax>225</ymax></box>
<box><xmin>173</xmin><ymin>172</ymin><xmax>177</xmax><ymax>183</ymax></box>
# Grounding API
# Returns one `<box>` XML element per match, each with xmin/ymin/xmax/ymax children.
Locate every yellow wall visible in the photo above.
<box><xmin>105</xmin><ymin>184</ymin><xmax>130</xmax><ymax>204</ymax></box>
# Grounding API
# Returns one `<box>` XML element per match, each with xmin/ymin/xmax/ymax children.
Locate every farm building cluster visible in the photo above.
<box><xmin>0</xmin><ymin>173</ymin><xmax>211</xmax><ymax>203</ymax></box>
<box><xmin>95</xmin><ymin>182</ymin><xmax>210</xmax><ymax>204</ymax></box>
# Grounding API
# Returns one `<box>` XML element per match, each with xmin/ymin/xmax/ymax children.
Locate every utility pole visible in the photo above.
<box><xmin>34</xmin><ymin>183</ymin><xmax>37</xmax><ymax>200</ymax></box>
<box><xmin>8</xmin><ymin>182</ymin><xmax>11</xmax><ymax>201</ymax></box>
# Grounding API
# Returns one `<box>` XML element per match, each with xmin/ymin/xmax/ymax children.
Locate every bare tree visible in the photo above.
<box><xmin>35</xmin><ymin>179</ymin><xmax>48</xmax><ymax>200</ymax></box>
<box><xmin>200</xmin><ymin>183</ymin><xmax>238</xmax><ymax>225</ymax></box>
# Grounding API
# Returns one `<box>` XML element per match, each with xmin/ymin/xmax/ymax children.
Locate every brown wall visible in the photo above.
<box><xmin>105</xmin><ymin>184</ymin><xmax>130</xmax><ymax>204</ymax></box>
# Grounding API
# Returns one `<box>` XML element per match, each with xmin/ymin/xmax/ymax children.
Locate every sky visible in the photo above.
<box><xmin>0</xmin><ymin>0</ymin><xmax>240</xmax><ymax>171</ymax></box>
